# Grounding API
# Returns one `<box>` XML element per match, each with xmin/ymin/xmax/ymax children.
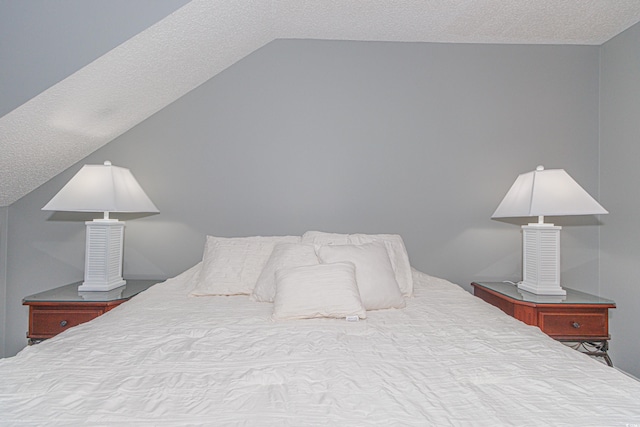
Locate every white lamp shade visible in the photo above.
<box><xmin>42</xmin><ymin>161</ymin><xmax>159</xmax><ymax>214</ymax></box>
<box><xmin>492</xmin><ymin>166</ymin><xmax>607</xmax><ymax>218</ymax></box>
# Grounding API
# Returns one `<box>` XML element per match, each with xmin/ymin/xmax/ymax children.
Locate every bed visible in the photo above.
<box><xmin>1</xmin><ymin>232</ymin><xmax>640</xmax><ymax>425</ymax></box>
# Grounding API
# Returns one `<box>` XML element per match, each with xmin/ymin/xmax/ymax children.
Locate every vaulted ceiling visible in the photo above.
<box><xmin>2</xmin><ymin>0</ymin><xmax>640</xmax><ymax>207</ymax></box>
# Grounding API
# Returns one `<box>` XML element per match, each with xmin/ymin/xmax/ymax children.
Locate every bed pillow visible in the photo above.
<box><xmin>317</xmin><ymin>242</ymin><xmax>405</xmax><ymax>311</ymax></box>
<box><xmin>302</xmin><ymin>231</ymin><xmax>413</xmax><ymax>296</ymax></box>
<box><xmin>301</xmin><ymin>231</ymin><xmax>351</xmax><ymax>246</ymax></box>
<box><xmin>251</xmin><ymin>243</ymin><xmax>319</xmax><ymax>302</ymax></box>
<box><xmin>272</xmin><ymin>262</ymin><xmax>366</xmax><ymax>321</ymax></box>
<box><xmin>190</xmin><ymin>235</ymin><xmax>300</xmax><ymax>296</ymax></box>
<box><xmin>350</xmin><ymin>233</ymin><xmax>413</xmax><ymax>297</ymax></box>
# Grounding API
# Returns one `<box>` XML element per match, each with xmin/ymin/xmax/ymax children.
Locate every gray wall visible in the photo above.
<box><xmin>0</xmin><ymin>206</ymin><xmax>7</xmax><ymax>355</ymax></box>
<box><xmin>600</xmin><ymin>22</ymin><xmax>640</xmax><ymax>377</ymax></box>
<box><xmin>4</xmin><ymin>40</ymin><xmax>603</xmax><ymax>362</ymax></box>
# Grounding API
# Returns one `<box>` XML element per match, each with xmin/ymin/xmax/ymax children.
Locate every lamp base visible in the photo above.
<box><xmin>78</xmin><ymin>279</ymin><xmax>126</xmax><ymax>292</ymax></box>
<box><xmin>80</xmin><ymin>219</ymin><xmax>127</xmax><ymax>292</ymax></box>
<box><xmin>520</xmin><ymin>223</ymin><xmax>566</xmax><ymax>296</ymax></box>
<box><xmin>79</xmin><ymin>286</ymin><xmax>125</xmax><ymax>300</ymax></box>
<box><xmin>517</xmin><ymin>281</ymin><xmax>567</xmax><ymax>296</ymax></box>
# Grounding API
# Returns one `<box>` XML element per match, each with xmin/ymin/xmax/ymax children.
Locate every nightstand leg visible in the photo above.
<box><xmin>594</xmin><ymin>340</ymin><xmax>614</xmax><ymax>367</ymax></box>
<box><xmin>562</xmin><ymin>340</ymin><xmax>613</xmax><ymax>367</ymax></box>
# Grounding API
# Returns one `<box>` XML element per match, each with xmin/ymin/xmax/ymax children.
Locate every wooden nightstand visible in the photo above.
<box><xmin>23</xmin><ymin>279</ymin><xmax>160</xmax><ymax>343</ymax></box>
<box><xmin>471</xmin><ymin>281</ymin><xmax>616</xmax><ymax>366</ymax></box>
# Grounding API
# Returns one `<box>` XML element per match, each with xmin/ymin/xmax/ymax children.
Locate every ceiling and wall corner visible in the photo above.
<box><xmin>0</xmin><ymin>0</ymin><xmax>191</xmax><ymax>117</ymax></box>
<box><xmin>1</xmin><ymin>0</ymin><xmax>640</xmax><ymax>207</ymax></box>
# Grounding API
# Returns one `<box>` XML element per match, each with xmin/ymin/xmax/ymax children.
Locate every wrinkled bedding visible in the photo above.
<box><xmin>1</xmin><ymin>266</ymin><xmax>639</xmax><ymax>426</ymax></box>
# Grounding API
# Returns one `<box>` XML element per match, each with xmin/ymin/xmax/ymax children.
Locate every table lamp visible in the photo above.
<box><xmin>42</xmin><ymin>161</ymin><xmax>159</xmax><ymax>291</ymax></box>
<box><xmin>492</xmin><ymin>166</ymin><xmax>607</xmax><ymax>296</ymax></box>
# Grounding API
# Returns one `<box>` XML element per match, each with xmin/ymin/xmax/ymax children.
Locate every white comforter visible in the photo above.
<box><xmin>1</xmin><ymin>267</ymin><xmax>639</xmax><ymax>426</ymax></box>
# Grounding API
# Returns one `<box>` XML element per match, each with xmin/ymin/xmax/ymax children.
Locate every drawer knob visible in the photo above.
<box><xmin>572</xmin><ymin>321</ymin><xmax>581</xmax><ymax>329</ymax></box>
<box><xmin>60</xmin><ymin>320</ymin><xmax>68</xmax><ymax>327</ymax></box>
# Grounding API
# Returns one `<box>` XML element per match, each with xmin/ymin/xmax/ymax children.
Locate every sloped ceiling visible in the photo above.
<box><xmin>2</xmin><ymin>0</ymin><xmax>640</xmax><ymax>207</ymax></box>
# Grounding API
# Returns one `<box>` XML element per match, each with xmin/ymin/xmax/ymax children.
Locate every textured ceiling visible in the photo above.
<box><xmin>2</xmin><ymin>0</ymin><xmax>640</xmax><ymax>207</ymax></box>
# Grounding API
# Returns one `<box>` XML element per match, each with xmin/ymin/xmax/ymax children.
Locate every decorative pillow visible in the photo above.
<box><xmin>272</xmin><ymin>262</ymin><xmax>366</xmax><ymax>321</ymax></box>
<box><xmin>302</xmin><ymin>231</ymin><xmax>413</xmax><ymax>296</ymax></box>
<box><xmin>317</xmin><ymin>242</ymin><xmax>405</xmax><ymax>311</ymax></box>
<box><xmin>189</xmin><ymin>235</ymin><xmax>300</xmax><ymax>296</ymax></box>
<box><xmin>251</xmin><ymin>243</ymin><xmax>319</xmax><ymax>302</ymax></box>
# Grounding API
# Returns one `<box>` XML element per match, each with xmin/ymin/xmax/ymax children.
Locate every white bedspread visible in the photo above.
<box><xmin>1</xmin><ymin>267</ymin><xmax>639</xmax><ymax>425</ymax></box>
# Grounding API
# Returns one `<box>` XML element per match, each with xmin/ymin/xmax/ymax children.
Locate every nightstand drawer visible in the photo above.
<box><xmin>538</xmin><ymin>310</ymin><xmax>608</xmax><ymax>339</ymax></box>
<box><xmin>30</xmin><ymin>309</ymin><xmax>103</xmax><ymax>338</ymax></box>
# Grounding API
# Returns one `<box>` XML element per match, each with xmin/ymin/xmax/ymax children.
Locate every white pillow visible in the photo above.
<box><xmin>190</xmin><ymin>235</ymin><xmax>300</xmax><ymax>296</ymax></box>
<box><xmin>251</xmin><ymin>243</ymin><xmax>319</xmax><ymax>302</ymax></box>
<box><xmin>272</xmin><ymin>262</ymin><xmax>366</xmax><ymax>321</ymax></box>
<box><xmin>317</xmin><ymin>242</ymin><xmax>405</xmax><ymax>311</ymax></box>
<box><xmin>302</xmin><ymin>231</ymin><xmax>413</xmax><ymax>296</ymax></box>
<box><xmin>301</xmin><ymin>231</ymin><xmax>350</xmax><ymax>246</ymax></box>
<box><xmin>350</xmin><ymin>234</ymin><xmax>413</xmax><ymax>297</ymax></box>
